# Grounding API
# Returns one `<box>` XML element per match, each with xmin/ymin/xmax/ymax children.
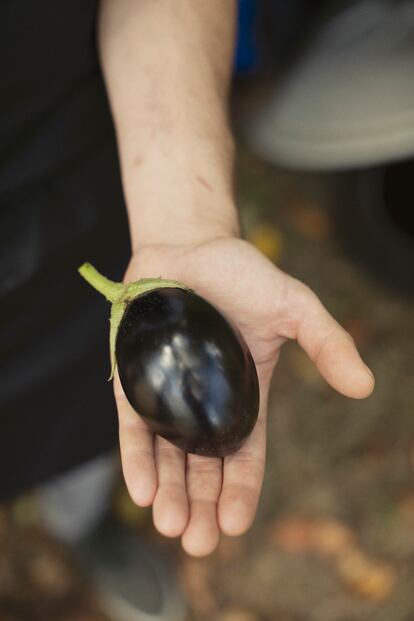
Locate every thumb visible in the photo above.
<box><xmin>290</xmin><ymin>285</ymin><xmax>375</xmax><ymax>399</ymax></box>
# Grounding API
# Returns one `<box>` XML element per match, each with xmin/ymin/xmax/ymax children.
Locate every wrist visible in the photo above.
<box><xmin>127</xmin><ymin>196</ymin><xmax>240</xmax><ymax>253</ymax></box>
<box><xmin>121</xmin><ymin>135</ymin><xmax>240</xmax><ymax>251</ymax></box>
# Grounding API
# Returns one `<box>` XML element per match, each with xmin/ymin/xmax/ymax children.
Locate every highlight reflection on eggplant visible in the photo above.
<box><xmin>78</xmin><ymin>263</ymin><xmax>260</xmax><ymax>457</ymax></box>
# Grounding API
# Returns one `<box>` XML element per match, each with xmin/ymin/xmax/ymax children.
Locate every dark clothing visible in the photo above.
<box><xmin>0</xmin><ymin>1</ymin><xmax>130</xmax><ymax>499</ymax></box>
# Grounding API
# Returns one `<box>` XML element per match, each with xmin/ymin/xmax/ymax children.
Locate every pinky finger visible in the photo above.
<box><xmin>114</xmin><ymin>372</ymin><xmax>157</xmax><ymax>507</ymax></box>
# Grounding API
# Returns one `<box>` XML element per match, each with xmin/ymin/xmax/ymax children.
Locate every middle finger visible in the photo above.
<box><xmin>181</xmin><ymin>454</ymin><xmax>223</xmax><ymax>557</ymax></box>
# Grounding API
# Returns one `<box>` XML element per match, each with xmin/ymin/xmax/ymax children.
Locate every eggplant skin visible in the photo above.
<box><xmin>115</xmin><ymin>288</ymin><xmax>260</xmax><ymax>457</ymax></box>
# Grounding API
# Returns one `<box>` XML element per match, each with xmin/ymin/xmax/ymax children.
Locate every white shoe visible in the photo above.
<box><xmin>247</xmin><ymin>0</ymin><xmax>414</xmax><ymax>170</ymax></box>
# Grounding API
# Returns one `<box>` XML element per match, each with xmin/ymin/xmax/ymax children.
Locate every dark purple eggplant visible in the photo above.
<box><xmin>78</xmin><ymin>263</ymin><xmax>260</xmax><ymax>457</ymax></box>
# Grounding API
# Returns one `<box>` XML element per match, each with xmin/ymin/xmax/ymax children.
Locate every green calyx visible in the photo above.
<box><xmin>78</xmin><ymin>262</ymin><xmax>189</xmax><ymax>380</ymax></box>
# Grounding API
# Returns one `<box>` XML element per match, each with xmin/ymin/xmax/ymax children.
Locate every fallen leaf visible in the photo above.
<box><xmin>290</xmin><ymin>202</ymin><xmax>332</xmax><ymax>241</ymax></box>
<box><xmin>342</xmin><ymin>317</ymin><xmax>373</xmax><ymax>348</ymax></box>
<box><xmin>336</xmin><ymin>549</ymin><xmax>396</xmax><ymax>602</ymax></box>
<box><xmin>270</xmin><ymin>516</ymin><xmax>355</xmax><ymax>557</ymax></box>
<box><xmin>113</xmin><ymin>485</ymin><xmax>152</xmax><ymax>530</ymax></box>
<box><xmin>248</xmin><ymin>225</ymin><xmax>283</xmax><ymax>263</ymax></box>
<box><xmin>28</xmin><ymin>552</ymin><xmax>71</xmax><ymax>595</ymax></box>
<box><xmin>270</xmin><ymin>515</ymin><xmax>397</xmax><ymax>602</ymax></box>
<box><xmin>310</xmin><ymin>520</ymin><xmax>356</xmax><ymax>556</ymax></box>
<box><xmin>269</xmin><ymin>516</ymin><xmax>314</xmax><ymax>554</ymax></box>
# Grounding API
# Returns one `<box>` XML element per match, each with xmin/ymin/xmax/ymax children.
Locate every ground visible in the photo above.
<box><xmin>1</xmin><ymin>148</ymin><xmax>413</xmax><ymax>621</ymax></box>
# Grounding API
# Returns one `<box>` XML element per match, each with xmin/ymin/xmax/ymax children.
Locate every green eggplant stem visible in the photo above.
<box><xmin>78</xmin><ymin>261</ymin><xmax>191</xmax><ymax>380</ymax></box>
<box><xmin>78</xmin><ymin>263</ymin><xmax>125</xmax><ymax>303</ymax></box>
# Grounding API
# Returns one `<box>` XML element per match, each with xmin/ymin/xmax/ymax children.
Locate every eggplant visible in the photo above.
<box><xmin>78</xmin><ymin>263</ymin><xmax>259</xmax><ymax>457</ymax></box>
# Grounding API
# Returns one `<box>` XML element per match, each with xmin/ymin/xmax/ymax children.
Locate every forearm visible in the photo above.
<box><xmin>98</xmin><ymin>0</ymin><xmax>239</xmax><ymax>251</ymax></box>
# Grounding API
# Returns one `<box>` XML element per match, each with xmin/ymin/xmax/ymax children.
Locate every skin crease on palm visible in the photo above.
<box><xmin>113</xmin><ymin>237</ymin><xmax>375</xmax><ymax>558</ymax></box>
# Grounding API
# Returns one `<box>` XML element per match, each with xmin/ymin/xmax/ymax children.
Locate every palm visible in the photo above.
<box><xmin>114</xmin><ymin>238</ymin><xmax>374</xmax><ymax>556</ymax></box>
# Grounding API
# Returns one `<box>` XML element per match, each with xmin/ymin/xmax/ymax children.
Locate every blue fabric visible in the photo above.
<box><xmin>235</xmin><ymin>0</ymin><xmax>260</xmax><ymax>73</ymax></box>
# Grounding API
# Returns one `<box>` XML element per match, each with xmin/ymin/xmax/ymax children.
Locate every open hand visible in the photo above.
<box><xmin>114</xmin><ymin>237</ymin><xmax>374</xmax><ymax>556</ymax></box>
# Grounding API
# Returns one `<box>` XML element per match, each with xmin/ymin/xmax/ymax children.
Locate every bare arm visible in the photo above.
<box><xmin>98</xmin><ymin>0</ymin><xmax>239</xmax><ymax>250</ymax></box>
<box><xmin>98</xmin><ymin>0</ymin><xmax>374</xmax><ymax>557</ymax></box>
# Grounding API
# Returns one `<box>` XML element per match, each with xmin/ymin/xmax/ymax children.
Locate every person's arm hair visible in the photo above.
<box><xmin>98</xmin><ymin>0</ymin><xmax>239</xmax><ymax>252</ymax></box>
